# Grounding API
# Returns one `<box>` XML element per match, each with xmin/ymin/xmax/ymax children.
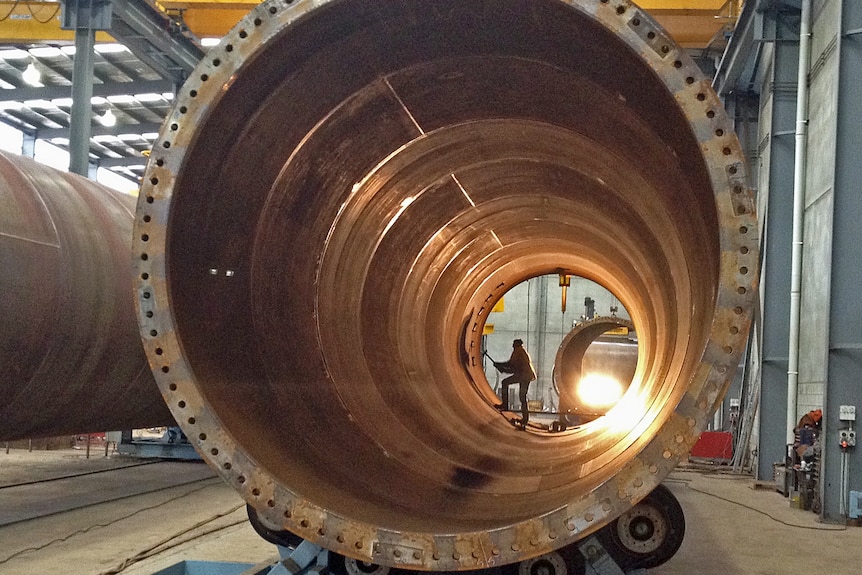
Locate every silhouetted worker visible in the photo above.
<box><xmin>494</xmin><ymin>339</ymin><xmax>537</xmax><ymax>429</ymax></box>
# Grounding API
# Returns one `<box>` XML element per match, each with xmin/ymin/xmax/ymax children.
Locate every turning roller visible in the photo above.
<box><xmin>133</xmin><ymin>0</ymin><xmax>757</xmax><ymax>570</ymax></box>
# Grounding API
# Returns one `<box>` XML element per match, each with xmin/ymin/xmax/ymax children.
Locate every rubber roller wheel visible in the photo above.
<box><xmin>246</xmin><ymin>504</ymin><xmax>304</xmax><ymax>549</ymax></box>
<box><xmin>327</xmin><ymin>554</ymin><xmax>391</xmax><ymax>575</ymax></box>
<box><xmin>598</xmin><ymin>484</ymin><xmax>685</xmax><ymax>570</ymax></box>
<box><xmin>515</xmin><ymin>545</ymin><xmax>585</xmax><ymax>575</ymax></box>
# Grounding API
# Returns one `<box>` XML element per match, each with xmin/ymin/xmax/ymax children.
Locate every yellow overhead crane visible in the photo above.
<box><xmin>639</xmin><ymin>0</ymin><xmax>743</xmax><ymax>48</ymax></box>
<box><xmin>0</xmin><ymin>0</ymin><xmax>742</xmax><ymax>48</ymax></box>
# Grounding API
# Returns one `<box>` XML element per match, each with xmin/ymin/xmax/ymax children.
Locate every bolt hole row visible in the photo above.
<box><xmin>695</xmin><ymin>78</ymin><xmax>753</xmax><ymax>307</ymax></box>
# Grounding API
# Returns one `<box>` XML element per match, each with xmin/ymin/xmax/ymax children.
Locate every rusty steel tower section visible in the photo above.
<box><xmin>133</xmin><ymin>0</ymin><xmax>758</xmax><ymax>571</ymax></box>
<box><xmin>0</xmin><ymin>152</ymin><xmax>173</xmax><ymax>442</ymax></box>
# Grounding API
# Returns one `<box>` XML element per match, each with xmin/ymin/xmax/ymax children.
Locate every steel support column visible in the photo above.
<box><xmin>63</xmin><ymin>0</ymin><xmax>112</xmax><ymax>177</ymax></box>
<box><xmin>21</xmin><ymin>132</ymin><xmax>35</xmax><ymax>158</ymax></box>
<box><xmin>68</xmin><ymin>27</ymin><xmax>95</xmax><ymax>176</ymax></box>
<box><xmin>822</xmin><ymin>0</ymin><xmax>862</xmax><ymax>522</ymax></box>
<box><xmin>756</xmin><ymin>7</ymin><xmax>801</xmax><ymax>481</ymax></box>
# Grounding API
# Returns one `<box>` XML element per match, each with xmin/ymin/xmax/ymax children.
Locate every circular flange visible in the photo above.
<box><xmin>133</xmin><ymin>0</ymin><xmax>757</xmax><ymax>570</ymax></box>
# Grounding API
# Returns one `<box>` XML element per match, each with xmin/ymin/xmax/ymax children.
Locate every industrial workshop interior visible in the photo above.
<box><xmin>2</xmin><ymin>0</ymin><xmax>861</xmax><ymax>574</ymax></box>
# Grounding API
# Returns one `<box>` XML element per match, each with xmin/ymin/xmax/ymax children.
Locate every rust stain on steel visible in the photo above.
<box><xmin>0</xmin><ymin>152</ymin><xmax>174</xmax><ymax>441</ymax></box>
<box><xmin>134</xmin><ymin>0</ymin><xmax>758</xmax><ymax>570</ymax></box>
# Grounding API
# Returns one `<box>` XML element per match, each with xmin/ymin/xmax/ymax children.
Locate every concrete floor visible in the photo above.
<box><xmin>0</xmin><ymin>449</ymin><xmax>857</xmax><ymax>575</ymax></box>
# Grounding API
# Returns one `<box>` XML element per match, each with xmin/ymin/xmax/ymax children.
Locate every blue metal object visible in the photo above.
<box><xmin>116</xmin><ymin>428</ymin><xmax>202</xmax><ymax>460</ymax></box>
<box><xmin>820</xmin><ymin>0</ymin><xmax>862</xmax><ymax>523</ymax></box>
<box><xmin>265</xmin><ymin>541</ymin><xmax>327</xmax><ymax>575</ymax></box>
<box><xmin>151</xmin><ymin>560</ymin><xmax>258</xmax><ymax>575</ymax></box>
<box><xmin>849</xmin><ymin>491</ymin><xmax>862</xmax><ymax>520</ymax></box>
<box><xmin>716</xmin><ymin>2</ymin><xmax>801</xmax><ymax>483</ymax></box>
<box><xmin>751</xmin><ymin>7</ymin><xmax>802</xmax><ymax>484</ymax></box>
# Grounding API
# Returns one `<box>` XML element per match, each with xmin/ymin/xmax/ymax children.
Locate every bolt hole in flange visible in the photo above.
<box><xmin>136</xmin><ymin>0</ymin><xmax>756</xmax><ymax>569</ymax></box>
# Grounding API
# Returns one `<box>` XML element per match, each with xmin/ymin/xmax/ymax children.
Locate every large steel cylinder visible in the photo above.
<box><xmin>554</xmin><ymin>317</ymin><xmax>638</xmax><ymax>420</ymax></box>
<box><xmin>134</xmin><ymin>0</ymin><xmax>757</xmax><ymax>570</ymax></box>
<box><xmin>0</xmin><ymin>152</ymin><xmax>173</xmax><ymax>442</ymax></box>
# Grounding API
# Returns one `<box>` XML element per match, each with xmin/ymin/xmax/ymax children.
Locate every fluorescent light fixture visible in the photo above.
<box><xmin>100</xmin><ymin>109</ymin><xmax>117</xmax><ymax>127</ymax></box>
<box><xmin>200</xmin><ymin>37</ymin><xmax>222</xmax><ymax>47</ymax></box>
<box><xmin>29</xmin><ymin>47</ymin><xmax>63</xmax><ymax>58</ymax></box>
<box><xmin>107</xmin><ymin>94</ymin><xmax>136</xmax><ymax>104</ymax></box>
<box><xmin>52</xmin><ymin>97</ymin><xmax>74</xmax><ymax>107</ymax></box>
<box><xmin>0</xmin><ymin>101</ymin><xmax>24</xmax><ymax>111</ymax></box>
<box><xmin>0</xmin><ymin>49</ymin><xmax>30</xmax><ymax>60</ymax></box>
<box><xmin>23</xmin><ymin>99</ymin><xmax>54</xmax><ymax>110</ymax></box>
<box><xmin>90</xmin><ymin>96</ymin><xmax>108</xmax><ymax>106</ymax></box>
<box><xmin>134</xmin><ymin>92</ymin><xmax>163</xmax><ymax>102</ymax></box>
<box><xmin>50</xmin><ymin>137</ymin><xmax>70</xmax><ymax>146</ymax></box>
<box><xmin>22</xmin><ymin>63</ymin><xmax>42</xmax><ymax>87</ymax></box>
<box><xmin>94</xmin><ymin>43</ymin><xmax>129</xmax><ymax>54</ymax></box>
<box><xmin>142</xmin><ymin>132</ymin><xmax>159</xmax><ymax>140</ymax></box>
<box><xmin>60</xmin><ymin>46</ymin><xmax>76</xmax><ymax>56</ymax></box>
<box><xmin>162</xmin><ymin>92</ymin><xmax>175</xmax><ymax>100</ymax></box>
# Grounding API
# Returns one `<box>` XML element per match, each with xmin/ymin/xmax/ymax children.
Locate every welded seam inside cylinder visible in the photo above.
<box><xmin>133</xmin><ymin>0</ymin><xmax>758</xmax><ymax>570</ymax></box>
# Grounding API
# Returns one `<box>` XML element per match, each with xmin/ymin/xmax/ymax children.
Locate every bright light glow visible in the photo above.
<box><xmin>200</xmin><ymin>37</ymin><xmax>222</xmax><ymax>47</ymax></box>
<box><xmin>50</xmin><ymin>137</ymin><xmax>70</xmax><ymax>146</ymax></box>
<box><xmin>0</xmin><ymin>49</ymin><xmax>30</xmax><ymax>60</ymax></box>
<box><xmin>93</xmin><ymin>135</ymin><xmax>117</xmax><ymax>144</ymax></box>
<box><xmin>91</xmin><ymin>96</ymin><xmax>108</xmax><ymax>106</ymax></box>
<box><xmin>94</xmin><ymin>43</ymin><xmax>129</xmax><ymax>54</ymax></box>
<box><xmin>29</xmin><ymin>47</ymin><xmax>62</xmax><ymax>58</ymax></box>
<box><xmin>161</xmin><ymin>92</ymin><xmax>174</xmax><ymax>101</ymax></box>
<box><xmin>142</xmin><ymin>132</ymin><xmax>160</xmax><ymax>140</ymax></box>
<box><xmin>22</xmin><ymin>63</ymin><xmax>42</xmax><ymax>87</ymax></box>
<box><xmin>603</xmin><ymin>393</ymin><xmax>650</xmax><ymax>434</ymax></box>
<box><xmin>100</xmin><ymin>109</ymin><xmax>117</xmax><ymax>127</ymax></box>
<box><xmin>382</xmin><ymin>196</ymin><xmax>418</xmax><ymax>236</ymax></box>
<box><xmin>52</xmin><ymin>97</ymin><xmax>74</xmax><ymax>107</ymax></box>
<box><xmin>97</xmin><ymin>166</ymin><xmax>139</xmax><ymax>195</ymax></box>
<box><xmin>0</xmin><ymin>122</ymin><xmax>23</xmax><ymax>154</ymax></box>
<box><xmin>34</xmin><ymin>139</ymin><xmax>69</xmax><ymax>171</ymax></box>
<box><xmin>0</xmin><ymin>79</ymin><xmax>14</xmax><ymax>89</ymax></box>
<box><xmin>577</xmin><ymin>373</ymin><xmax>624</xmax><ymax>409</ymax></box>
<box><xmin>118</xmin><ymin>133</ymin><xmax>142</xmax><ymax>141</ymax></box>
<box><xmin>60</xmin><ymin>46</ymin><xmax>76</xmax><ymax>56</ymax></box>
<box><xmin>0</xmin><ymin>101</ymin><xmax>24</xmax><ymax>111</ymax></box>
